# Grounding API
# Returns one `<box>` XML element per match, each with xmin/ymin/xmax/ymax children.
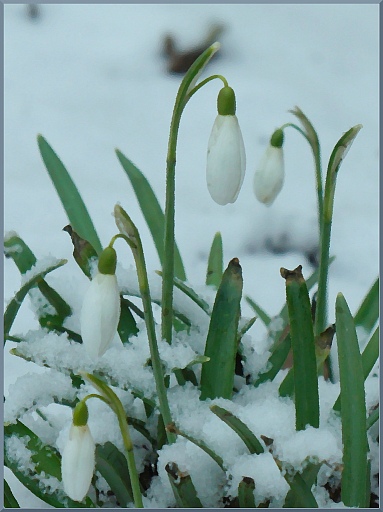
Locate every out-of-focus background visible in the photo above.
<box><xmin>4</xmin><ymin>4</ymin><xmax>379</xmax><ymax>506</ymax></box>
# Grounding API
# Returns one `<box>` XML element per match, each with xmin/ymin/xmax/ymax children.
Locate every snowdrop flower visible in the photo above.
<box><xmin>61</xmin><ymin>401</ymin><xmax>95</xmax><ymax>502</ymax></box>
<box><xmin>81</xmin><ymin>246</ymin><xmax>121</xmax><ymax>359</ymax></box>
<box><xmin>253</xmin><ymin>128</ymin><xmax>285</xmax><ymax>205</ymax></box>
<box><xmin>206</xmin><ymin>86</ymin><xmax>246</xmax><ymax>205</ymax></box>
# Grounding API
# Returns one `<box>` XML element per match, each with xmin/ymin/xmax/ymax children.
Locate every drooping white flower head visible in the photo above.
<box><xmin>206</xmin><ymin>86</ymin><xmax>246</xmax><ymax>205</ymax></box>
<box><xmin>253</xmin><ymin>129</ymin><xmax>285</xmax><ymax>206</ymax></box>
<box><xmin>81</xmin><ymin>246</ymin><xmax>121</xmax><ymax>359</ymax></box>
<box><xmin>61</xmin><ymin>401</ymin><xmax>95</xmax><ymax>502</ymax></box>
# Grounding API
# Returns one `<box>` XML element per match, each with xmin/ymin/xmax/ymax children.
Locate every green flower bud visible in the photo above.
<box><xmin>217</xmin><ymin>86</ymin><xmax>236</xmax><ymax>116</ymax></box>
<box><xmin>73</xmin><ymin>400</ymin><xmax>89</xmax><ymax>427</ymax></box>
<box><xmin>270</xmin><ymin>128</ymin><xmax>284</xmax><ymax>149</ymax></box>
<box><xmin>98</xmin><ymin>246</ymin><xmax>117</xmax><ymax>275</ymax></box>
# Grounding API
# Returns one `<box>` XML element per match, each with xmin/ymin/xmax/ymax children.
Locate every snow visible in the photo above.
<box><xmin>4</xmin><ymin>3</ymin><xmax>379</xmax><ymax>509</ymax></box>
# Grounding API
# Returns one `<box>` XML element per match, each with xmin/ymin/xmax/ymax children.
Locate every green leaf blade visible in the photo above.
<box><xmin>115</xmin><ymin>149</ymin><xmax>186</xmax><ymax>281</ymax></box>
<box><xmin>166</xmin><ymin>462</ymin><xmax>203</xmax><ymax>508</ymax></box>
<box><xmin>4</xmin><ymin>259</ymin><xmax>67</xmax><ymax>342</ymax></box>
<box><xmin>256</xmin><ymin>334</ymin><xmax>291</xmax><ymax>388</ymax></box>
<box><xmin>281</xmin><ymin>266</ymin><xmax>319</xmax><ymax>430</ymax></box>
<box><xmin>4</xmin><ymin>234</ymin><xmax>72</xmax><ymax>327</ymax></box>
<box><xmin>4</xmin><ymin>479</ymin><xmax>20</xmax><ymax>508</ymax></box>
<box><xmin>200</xmin><ymin>258</ymin><xmax>243</xmax><ymax>400</ymax></box>
<box><xmin>210</xmin><ymin>405</ymin><xmax>264</xmax><ymax>455</ymax></box>
<box><xmin>336</xmin><ymin>293</ymin><xmax>368</xmax><ymax>508</ymax></box>
<box><xmin>37</xmin><ymin>134</ymin><xmax>102</xmax><ymax>254</ymax></box>
<box><xmin>238</xmin><ymin>477</ymin><xmax>256</xmax><ymax>508</ymax></box>
<box><xmin>206</xmin><ymin>232</ymin><xmax>223</xmax><ymax>288</ymax></box>
<box><xmin>95</xmin><ymin>442</ymin><xmax>133</xmax><ymax>507</ymax></box>
<box><xmin>354</xmin><ymin>277</ymin><xmax>379</xmax><ymax>333</ymax></box>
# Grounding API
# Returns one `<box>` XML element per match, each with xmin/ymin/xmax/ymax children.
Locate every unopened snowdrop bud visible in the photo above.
<box><xmin>81</xmin><ymin>246</ymin><xmax>121</xmax><ymax>359</ymax></box>
<box><xmin>206</xmin><ymin>86</ymin><xmax>246</xmax><ymax>205</ymax></box>
<box><xmin>253</xmin><ymin>128</ymin><xmax>285</xmax><ymax>206</ymax></box>
<box><xmin>61</xmin><ymin>401</ymin><xmax>95</xmax><ymax>502</ymax></box>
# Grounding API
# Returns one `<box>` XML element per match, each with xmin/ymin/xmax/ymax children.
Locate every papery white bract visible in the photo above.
<box><xmin>206</xmin><ymin>114</ymin><xmax>246</xmax><ymax>205</ymax></box>
<box><xmin>253</xmin><ymin>145</ymin><xmax>284</xmax><ymax>206</ymax></box>
<box><xmin>80</xmin><ymin>272</ymin><xmax>121</xmax><ymax>358</ymax></box>
<box><xmin>61</xmin><ymin>424</ymin><xmax>95</xmax><ymax>502</ymax></box>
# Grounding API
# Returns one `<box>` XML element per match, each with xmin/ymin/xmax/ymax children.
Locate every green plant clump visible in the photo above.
<box><xmin>4</xmin><ymin>43</ymin><xmax>378</xmax><ymax>508</ymax></box>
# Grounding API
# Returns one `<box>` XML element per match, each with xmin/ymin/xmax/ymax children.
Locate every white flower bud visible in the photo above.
<box><xmin>206</xmin><ymin>114</ymin><xmax>246</xmax><ymax>205</ymax></box>
<box><xmin>81</xmin><ymin>272</ymin><xmax>121</xmax><ymax>359</ymax></box>
<box><xmin>61</xmin><ymin>424</ymin><xmax>95</xmax><ymax>502</ymax></box>
<box><xmin>253</xmin><ymin>145</ymin><xmax>284</xmax><ymax>206</ymax></box>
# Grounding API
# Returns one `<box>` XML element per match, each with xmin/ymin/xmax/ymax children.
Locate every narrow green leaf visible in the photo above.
<box><xmin>324</xmin><ymin>125</ymin><xmax>363</xmax><ymax>223</ymax></box>
<box><xmin>273</xmin><ymin>256</ymin><xmax>335</xmax><ymax>348</ymax></box>
<box><xmin>245</xmin><ymin>296</ymin><xmax>271</xmax><ymax>326</ymax></box>
<box><xmin>63</xmin><ymin>224</ymin><xmax>98</xmax><ymax>278</ymax></box>
<box><xmin>283</xmin><ymin>463</ymin><xmax>320</xmax><ymax>508</ymax></box>
<box><xmin>281</xmin><ymin>324</ymin><xmax>335</xmax><ymax>397</ymax></box>
<box><xmin>4</xmin><ymin>233</ymin><xmax>72</xmax><ymax>325</ymax></box>
<box><xmin>122</xmin><ymin>290</ymin><xmax>191</xmax><ymax>327</ymax></box>
<box><xmin>289</xmin><ymin>106</ymin><xmax>320</xmax><ymax>164</ymax></box>
<box><xmin>118</xmin><ymin>297</ymin><xmax>139</xmax><ymax>343</ymax></box>
<box><xmin>95</xmin><ymin>442</ymin><xmax>133</xmax><ymax>507</ymax></box>
<box><xmin>283</xmin><ymin>472</ymin><xmax>318</xmax><ymax>508</ymax></box>
<box><xmin>171</xmin><ymin>354</ymin><xmax>210</xmax><ymax>372</ymax></box>
<box><xmin>256</xmin><ymin>334</ymin><xmax>291</xmax><ymax>388</ymax></box>
<box><xmin>4</xmin><ymin>233</ymin><xmax>37</xmax><ymax>272</ymax></box>
<box><xmin>354</xmin><ymin>277</ymin><xmax>379</xmax><ymax>333</ymax></box>
<box><xmin>210</xmin><ymin>405</ymin><xmax>264</xmax><ymax>455</ymax></box>
<box><xmin>37</xmin><ymin>134</ymin><xmax>102</xmax><ymax>254</ymax></box>
<box><xmin>200</xmin><ymin>258</ymin><xmax>243</xmax><ymax>400</ymax></box>
<box><xmin>167</xmin><ymin>423</ymin><xmax>225</xmax><ymax>470</ymax></box>
<box><xmin>280</xmin><ymin>266</ymin><xmax>319</xmax><ymax>430</ymax></box>
<box><xmin>238</xmin><ymin>477</ymin><xmax>256</xmax><ymax>508</ymax></box>
<box><xmin>4</xmin><ymin>259</ymin><xmax>67</xmax><ymax>342</ymax></box>
<box><xmin>37</xmin><ymin>280</ymin><xmax>72</xmax><ymax>324</ymax></box>
<box><xmin>166</xmin><ymin>462</ymin><xmax>203</xmax><ymax>508</ymax></box>
<box><xmin>128</xmin><ymin>417</ymin><xmax>157</xmax><ymax>447</ymax></box>
<box><xmin>156</xmin><ymin>270</ymin><xmax>211</xmax><ymax>315</ymax></box>
<box><xmin>361</xmin><ymin>326</ymin><xmax>379</xmax><ymax>378</ymax></box>
<box><xmin>4</xmin><ymin>479</ymin><xmax>20</xmax><ymax>508</ymax></box>
<box><xmin>4</xmin><ymin>421</ymin><xmax>94</xmax><ymax>507</ymax></box>
<box><xmin>206</xmin><ymin>232</ymin><xmax>223</xmax><ymax>288</ymax></box>
<box><xmin>333</xmin><ymin>326</ymin><xmax>379</xmax><ymax>412</ymax></box>
<box><xmin>336</xmin><ymin>293</ymin><xmax>368</xmax><ymax>508</ymax></box>
<box><xmin>238</xmin><ymin>316</ymin><xmax>257</xmax><ymax>340</ymax></box>
<box><xmin>278</xmin><ymin>368</ymin><xmax>294</xmax><ymax>398</ymax></box>
<box><xmin>115</xmin><ymin>149</ymin><xmax>186</xmax><ymax>281</ymax></box>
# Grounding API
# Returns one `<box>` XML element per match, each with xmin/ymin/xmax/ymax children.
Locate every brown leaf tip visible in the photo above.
<box><xmin>280</xmin><ymin>265</ymin><xmax>303</xmax><ymax>280</ymax></box>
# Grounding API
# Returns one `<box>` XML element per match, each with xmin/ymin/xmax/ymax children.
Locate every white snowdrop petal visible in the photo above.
<box><xmin>253</xmin><ymin>145</ymin><xmax>284</xmax><ymax>205</ymax></box>
<box><xmin>80</xmin><ymin>273</ymin><xmax>121</xmax><ymax>359</ymax></box>
<box><xmin>61</xmin><ymin>424</ymin><xmax>95</xmax><ymax>502</ymax></box>
<box><xmin>206</xmin><ymin>115</ymin><xmax>246</xmax><ymax>205</ymax></box>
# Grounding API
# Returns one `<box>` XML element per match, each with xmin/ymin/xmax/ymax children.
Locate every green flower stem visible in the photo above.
<box><xmin>187</xmin><ymin>74</ymin><xmax>228</xmax><ymax>99</ymax></box>
<box><xmin>161</xmin><ymin>42</ymin><xmax>221</xmax><ymax>345</ymax></box>
<box><xmin>80</xmin><ymin>374</ymin><xmax>144</xmax><ymax>508</ymax></box>
<box><xmin>113</xmin><ymin>207</ymin><xmax>176</xmax><ymax>445</ymax></box>
<box><xmin>281</xmin><ymin>120</ymin><xmax>323</xmax><ymax>239</ymax></box>
<box><xmin>315</xmin><ymin>218</ymin><xmax>331</xmax><ymax>336</ymax></box>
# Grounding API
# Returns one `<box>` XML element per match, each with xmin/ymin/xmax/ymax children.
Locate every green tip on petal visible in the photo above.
<box><xmin>217</xmin><ymin>86</ymin><xmax>236</xmax><ymax>116</ymax></box>
<box><xmin>98</xmin><ymin>247</ymin><xmax>117</xmax><ymax>275</ymax></box>
<box><xmin>270</xmin><ymin>129</ymin><xmax>284</xmax><ymax>148</ymax></box>
<box><xmin>73</xmin><ymin>401</ymin><xmax>89</xmax><ymax>427</ymax></box>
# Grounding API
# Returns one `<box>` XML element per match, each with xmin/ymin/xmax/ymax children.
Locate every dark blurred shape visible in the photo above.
<box><xmin>163</xmin><ymin>23</ymin><xmax>225</xmax><ymax>74</ymax></box>
<box><xmin>26</xmin><ymin>4</ymin><xmax>40</xmax><ymax>20</ymax></box>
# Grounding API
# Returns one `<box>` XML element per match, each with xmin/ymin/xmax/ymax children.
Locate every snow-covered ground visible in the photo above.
<box><xmin>4</xmin><ymin>3</ymin><xmax>379</xmax><ymax>507</ymax></box>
